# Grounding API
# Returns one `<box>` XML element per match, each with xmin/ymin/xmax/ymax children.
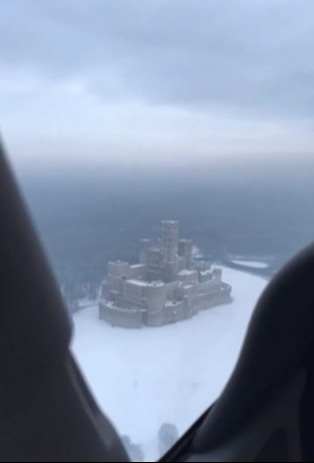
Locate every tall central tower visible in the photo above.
<box><xmin>161</xmin><ymin>220</ymin><xmax>179</xmax><ymax>263</ymax></box>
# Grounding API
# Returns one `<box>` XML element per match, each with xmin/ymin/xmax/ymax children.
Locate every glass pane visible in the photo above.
<box><xmin>2</xmin><ymin>1</ymin><xmax>314</xmax><ymax>460</ymax></box>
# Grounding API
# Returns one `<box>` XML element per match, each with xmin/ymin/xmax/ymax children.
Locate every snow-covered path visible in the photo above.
<box><xmin>72</xmin><ymin>267</ymin><xmax>267</xmax><ymax>461</ymax></box>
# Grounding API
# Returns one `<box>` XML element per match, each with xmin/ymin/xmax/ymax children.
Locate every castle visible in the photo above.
<box><xmin>99</xmin><ymin>221</ymin><xmax>232</xmax><ymax>328</ymax></box>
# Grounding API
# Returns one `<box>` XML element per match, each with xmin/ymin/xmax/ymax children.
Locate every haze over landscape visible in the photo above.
<box><xmin>1</xmin><ymin>0</ymin><xmax>314</xmax><ymax>174</ymax></box>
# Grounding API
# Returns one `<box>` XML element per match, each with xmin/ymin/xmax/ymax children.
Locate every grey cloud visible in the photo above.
<box><xmin>1</xmin><ymin>0</ymin><xmax>314</xmax><ymax>118</ymax></box>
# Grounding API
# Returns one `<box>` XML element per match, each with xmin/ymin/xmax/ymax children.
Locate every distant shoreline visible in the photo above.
<box><xmin>220</xmin><ymin>259</ymin><xmax>276</xmax><ymax>281</ymax></box>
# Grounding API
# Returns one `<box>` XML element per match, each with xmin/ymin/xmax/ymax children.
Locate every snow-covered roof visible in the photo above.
<box><xmin>104</xmin><ymin>301</ymin><xmax>145</xmax><ymax>313</ymax></box>
<box><xmin>127</xmin><ymin>279</ymin><xmax>164</xmax><ymax>288</ymax></box>
<box><xmin>127</xmin><ymin>279</ymin><xmax>150</xmax><ymax>287</ymax></box>
<box><xmin>150</xmin><ymin>281</ymin><xmax>164</xmax><ymax>287</ymax></box>
<box><xmin>178</xmin><ymin>269</ymin><xmax>197</xmax><ymax>276</ymax></box>
<box><xmin>108</xmin><ymin>260</ymin><xmax>128</xmax><ymax>266</ymax></box>
<box><xmin>165</xmin><ymin>300</ymin><xmax>182</xmax><ymax>307</ymax></box>
<box><xmin>200</xmin><ymin>269</ymin><xmax>212</xmax><ymax>276</ymax></box>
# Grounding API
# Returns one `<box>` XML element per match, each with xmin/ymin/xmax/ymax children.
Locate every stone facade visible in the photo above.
<box><xmin>99</xmin><ymin>221</ymin><xmax>232</xmax><ymax>328</ymax></box>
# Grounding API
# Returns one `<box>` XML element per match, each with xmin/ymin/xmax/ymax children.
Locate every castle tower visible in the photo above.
<box><xmin>139</xmin><ymin>238</ymin><xmax>151</xmax><ymax>264</ymax></box>
<box><xmin>178</xmin><ymin>239</ymin><xmax>193</xmax><ymax>269</ymax></box>
<box><xmin>161</xmin><ymin>221</ymin><xmax>179</xmax><ymax>263</ymax></box>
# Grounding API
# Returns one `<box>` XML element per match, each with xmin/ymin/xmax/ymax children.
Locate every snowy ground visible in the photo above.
<box><xmin>71</xmin><ymin>267</ymin><xmax>267</xmax><ymax>461</ymax></box>
<box><xmin>233</xmin><ymin>260</ymin><xmax>269</xmax><ymax>269</ymax></box>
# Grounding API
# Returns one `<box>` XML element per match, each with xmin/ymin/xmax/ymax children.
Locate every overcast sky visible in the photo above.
<box><xmin>1</xmin><ymin>0</ymin><xmax>314</xmax><ymax>172</ymax></box>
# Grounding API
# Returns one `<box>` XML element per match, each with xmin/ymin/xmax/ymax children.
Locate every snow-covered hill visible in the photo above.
<box><xmin>72</xmin><ymin>267</ymin><xmax>267</xmax><ymax>461</ymax></box>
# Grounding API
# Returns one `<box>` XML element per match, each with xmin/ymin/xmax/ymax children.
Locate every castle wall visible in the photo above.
<box><xmin>145</xmin><ymin>284</ymin><xmax>168</xmax><ymax>314</ymax></box>
<box><xmin>164</xmin><ymin>300</ymin><xmax>186</xmax><ymax>323</ymax></box>
<box><xmin>146</xmin><ymin>300</ymin><xmax>186</xmax><ymax>326</ymax></box>
<box><xmin>107</xmin><ymin>261</ymin><xmax>131</xmax><ymax>293</ymax></box>
<box><xmin>108</xmin><ymin>276</ymin><xmax>122</xmax><ymax>292</ymax></box>
<box><xmin>121</xmin><ymin>280</ymin><xmax>145</xmax><ymax>308</ymax></box>
<box><xmin>196</xmin><ymin>287</ymin><xmax>232</xmax><ymax>311</ymax></box>
<box><xmin>130</xmin><ymin>264</ymin><xmax>147</xmax><ymax>279</ymax></box>
<box><xmin>177</xmin><ymin>256</ymin><xmax>186</xmax><ymax>272</ymax></box>
<box><xmin>183</xmin><ymin>287</ymin><xmax>199</xmax><ymax>318</ymax></box>
<box><xmin>199</xmin><ymin>269</ymin><xmax>213</xmax><ymax>283</ymax></box>
<box><xmin>197</xmin><ymin>278</ymin><xmax>221</xmax><ymax>294</ymax></box>
<box><xmin>163</xmin><ymin>261</ymin><xmax>178</xmax><ymax>282</ymax></box>
<box><xmin>146</xmin><ymin>248</ymin><xmax>162</xmax><ymax>267</ymax></box>
<box><xmin>146</xmin><ymin>311</ymin><xmax>165</xmax><ymax>327</ymax></box>
<box><xmin>99</xmin><ymin>302</ymin><xmax>142</xmax><ymax>328</ymax></box>
<box><xmin>145</xmin><ymin>248</ymin><xmax>163</xmax><ymax>280</ymax></box>
<box><xmin>146</xmin><ymin>267</ymin><xmax>163</xmax><ymax>281</ymax></box>
<box><xmin>213</xmin><ymin>268</ymin><xmax>223</xmax><ymax>281</ymax></box>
